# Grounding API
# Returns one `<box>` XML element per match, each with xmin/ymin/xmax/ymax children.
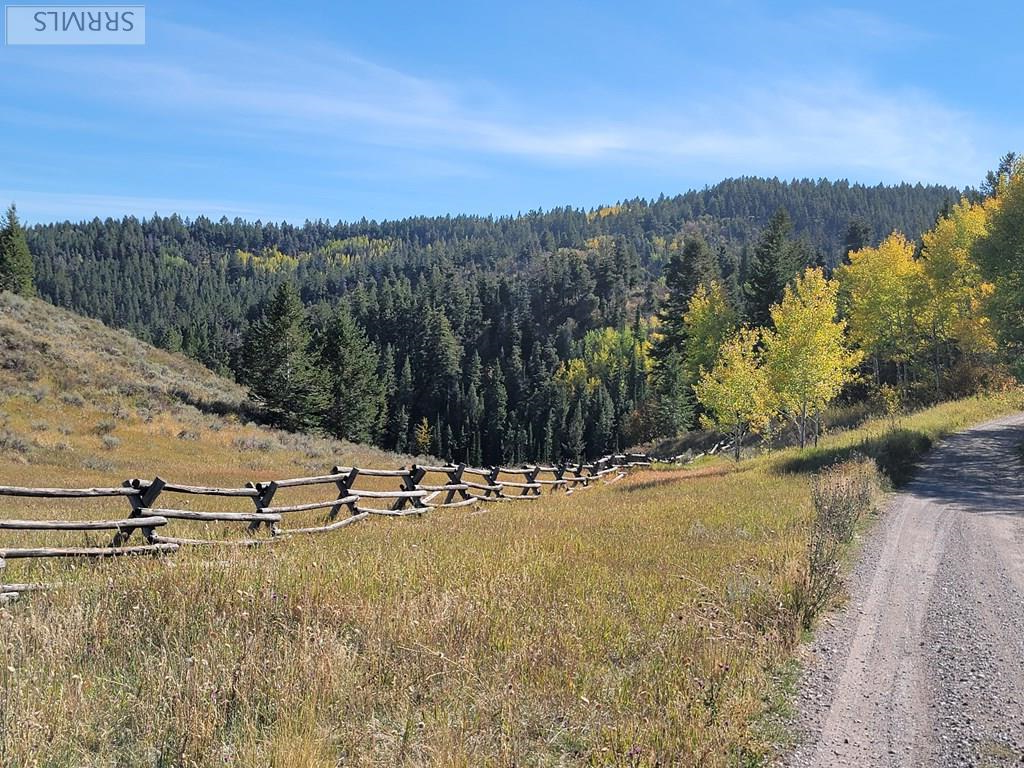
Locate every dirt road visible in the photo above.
<box><xmin>784</xmin><ymin>413</ymin><xmax>1024</xmax><ymax>767</ymax></box>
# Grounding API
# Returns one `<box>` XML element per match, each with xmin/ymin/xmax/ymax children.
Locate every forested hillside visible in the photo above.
<box><xmin>24</xmin><ymin>177</ymin><xmax>961</xmax><ymax>464</ymax></box>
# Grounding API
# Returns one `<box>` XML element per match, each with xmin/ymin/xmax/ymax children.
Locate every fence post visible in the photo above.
<box><xmin>396</xmin><ymin>466</ymin><xmax>428</xmax><ymax>512</ymax></box>
<box><xmin>112</xmin><ymin>476</ymin><xmax>165</xmax><ymax>547</ymax></box>
<box><xmin>525</xmin><ymin>466</ymin><xmax>541</xmax><ymax>498</ymax></box>
<box><xmin>553</xmin><ymin>464</ymin><xmax>566</xmax><ymax>493</ymax></box>
<box><xmin>250</xmin><ymin>481</ymin><xmax>278</xmax><ymax>536</ymax></box>
<box><xmin>486</xmin><ymin>466</ymin><xmax>502</xmax><ymax>500</ymax></box>
<box><xmin>445</xmin><ymin>463</ymin><xmax>468</xmax><ymax>505</ymax></box>
<box><xmin>328</xmin><ymin>466</ymin><xmax>360</xmax><ymax>521</ymax></box>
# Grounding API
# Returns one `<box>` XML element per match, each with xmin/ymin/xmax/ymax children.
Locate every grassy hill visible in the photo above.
<box><xmin>0</xmin><ymin>292</ymin><xmax>416</xmax><ymax>487</ymax></box>
<box><xmin>0</xmin><ymin>293</ymin><xmax>1021</xmax><ymax>765</ymax></box>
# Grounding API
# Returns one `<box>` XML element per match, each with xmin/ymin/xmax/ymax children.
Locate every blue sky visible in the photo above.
<box><xmin>1</xmin><ymin>1</ymin><xmax>1021</xmax><ymax>224</ymax></box>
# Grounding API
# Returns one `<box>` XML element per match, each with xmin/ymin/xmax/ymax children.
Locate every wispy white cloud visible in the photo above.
<box><xmin>649</xmin><ymin>78</ymin><xmax>982</xmax><ymax>184</ymax></box>
<box><xmin>3</xmin><ymin>13</ymin><xmax>988</xmax><ymax>221</ymax></box>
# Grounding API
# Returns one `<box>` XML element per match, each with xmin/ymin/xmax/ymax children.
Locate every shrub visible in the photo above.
<box><xmin>81</xmin><ymin>455</ymin><xmax>114</xmax><ymax>472</ymax></box>
<box><xmin>93</xmin><ymin>419</ymin><xmax>116</xmax><ymax>436</ymax></box>
<box><xmin>795</xmin><ymin>456</ymin><xmax>882</xmax><ymax>629</ymax></box>
<box><xmin>60</xmin><ymin>391</ymin><xmax>85</xmax><ymax>407</ymax></box>
<box><xmin>0</xmin><ymin>429</ymin><xmax>32</xmax><ymax>455</ymax></box>
<box><xmin>100</xmin><ymin>435</ymin><xmax>121</xmax><ymax>451</ymax></box>
<box><xmin>232</xmin><ymin>436</ymin><xmax>277</xmax><ymax>453</ymax></box>
<box><xmin>871</xmin><ymin>429</ymin><xmax>931</xmax><ymax>484</ymax></box>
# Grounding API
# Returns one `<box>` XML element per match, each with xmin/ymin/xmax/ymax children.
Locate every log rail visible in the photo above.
<box><xmin>0</xmin><ymin>453</ymin><xmax>650</xmax><ymax>597</ymax></box>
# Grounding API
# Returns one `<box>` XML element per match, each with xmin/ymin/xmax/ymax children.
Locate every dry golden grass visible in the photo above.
<box><xmin>1</xmin><ymin>294</ymin><xmax>1022</xmax><ymax>766</ymax></box>
<box><xmin>0</xmin><ymin>293</ymin><xmax>429</xmax><ymax>553</ymax></box>
<box><xmin>1</xmin><ymin>464</ymin><xmax>814</xmax><ymax>766</ymax></box>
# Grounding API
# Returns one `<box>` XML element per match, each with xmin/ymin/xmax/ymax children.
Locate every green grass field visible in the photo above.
<box><xmin>1</xmin><ymin>294</ymin><xmax>1021</xmax><ymax>766</ymax></box>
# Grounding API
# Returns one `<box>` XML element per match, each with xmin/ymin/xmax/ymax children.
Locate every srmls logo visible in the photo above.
<box><xmin>4</xmin><ymin>5</ymin><xmax>145</xmax><ymax>45</ymax></box>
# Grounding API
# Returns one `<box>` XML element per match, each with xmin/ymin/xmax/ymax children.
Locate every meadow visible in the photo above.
<box><xmin>1</xmin><ymin>457</ymin><xmax>815</xmax><ymax>765</ymax></box>
<box><xmin>1</xmin><ymin>293</ymin><xmax>1021</xmax><ymax>766</ymax></box>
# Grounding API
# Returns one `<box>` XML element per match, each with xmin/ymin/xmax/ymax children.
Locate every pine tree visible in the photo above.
<box><xmin>418</xmin><ymin>308</ymin><xmax>462</xmax><ymax>420</ymax></box>
<box><xmin>482</xmin><ymin>364</ymin><xmax>508</xmax><ymax>464</ymax></box>
<box><xmin>980</xmin><ymin>152</ymin><xmax>1019</xmax><ymax>198</ymax></box>
<box><xmin>650</xmin><ymin>235</ymin><xmax>719</xmax><ymax>431</ymax></box>
<box><xmin>377</xmin><ymin>345</ymin><xmax>397</xmax><ymax>442</ymax></box>
<box><xmin>0</xmin><ymin>204</ymin><xmax>35</xmax><ymax>296</ymax></box>
<box><xmin>563</xmin><ymin>396</ymin><xmax>586</xmax><ymax>462</ymax></box>
<box><xmin>464</xmin><ymin>351</ymin><xmax>484</xmax><ymax>460</ymax></box>
<box><xmin>319</xmin><ymin>306</ymin><xmax>384</xmax><ymax>444</ymax></box>
<box><xmin>585</xmin><ymin>383</ymin><xmax>615</xmax><ymax>458</ymax></box>
<box><xmin>842</xmin><ymin>218</ymin><xmax>873</xmax><ymax>265</ymax></box>
<box><xmin>158</xmin><ymin>325</ymin><xmax>183</xmax><ymax>353</ymax></box>
<box><xmin>656</xmin><ymin>235</ymin><xmax>718</xmax><ymax>355</ymax></box>
<box><xmin>390</xmin><ymin>357</ymin><xmax>415</xmax><ymax>450</ymax></box>
<box><xmin>744</xmin><ymin>208</ymin><xmax>796</xmax><ymax>327</ymax></box>
<box><xmin>237</xmin><ymin>282</ymin><xmax>328</xmax><ymax>431</ymax></box>
<box><xmin>393</xmin><ymin>406</ymin><xmax>410</xmax><ymax>454</ymax></box>
<box><xmin>650</xmin><ymin>350</ymin><xmax>692</xmax><ymax>437</ymax></box>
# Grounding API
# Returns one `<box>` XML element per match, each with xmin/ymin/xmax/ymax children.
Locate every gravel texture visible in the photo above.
<box><xmin>783</xmin><ymin>413</ymin><xmax>1024</xmax><ymax>767</ymax></box>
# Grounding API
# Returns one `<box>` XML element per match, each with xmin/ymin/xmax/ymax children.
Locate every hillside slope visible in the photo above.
<box><xmin>28</xmin><ymin>178</ymin><xmax>960</xmax><ymax>367</ymax></box>
<box><xmin>20</xmin><ymin>177</ymin><xmax>965</xmax><ymax>468</ymax></box>
<box><xmin>0</xmin><ymin>292</ymin><xmax>415</xmax><ymax>488</ymax></box>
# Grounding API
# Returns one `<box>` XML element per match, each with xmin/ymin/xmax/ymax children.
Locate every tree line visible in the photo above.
<box><xmin>12</xmin><ymin>177</ymin><xmax>966</xmax><ymax>463</ymax></box>
<box><xmin>682</xmin><ymin>154</ymin><xmax>1023</xmax><ymax>459</ymax></box>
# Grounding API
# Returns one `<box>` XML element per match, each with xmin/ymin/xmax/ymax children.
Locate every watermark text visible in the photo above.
<box><xmin>5</xmin><ymin>5</ymin><xmax>145</xmax><ymax>45</ymax></box>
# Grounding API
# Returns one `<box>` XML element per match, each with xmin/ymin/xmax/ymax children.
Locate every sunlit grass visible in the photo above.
<box><xmin>769</xmin><ymin>389</ymin><xmax>1024</xmax><ymax>481</ymax></box>
<box><xmin>1</xmin><ymin>462</ymin><xmax>815</xmax><ymax>765</ymax></box>
<box><xmin>1</xmin><ymin>294</ymin><xmax>1022</xmax><ymax>765</ymax></box>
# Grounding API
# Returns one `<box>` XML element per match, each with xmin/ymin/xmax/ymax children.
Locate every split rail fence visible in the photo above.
<box><xmin>0</xmin><ymin>453</ymin><xmax>650</xmax><ymax>601</ymax></box>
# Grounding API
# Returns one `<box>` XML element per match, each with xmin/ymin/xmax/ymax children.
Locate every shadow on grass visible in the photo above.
<box><xmin>777</xmin><ymin>428</ymin><xmax>932</xmax><ymax>486</ymax></box>
<box><xmin>619</xmin><ymin>464</ymin><xmax>742</xmax><ymax>493</ymax></box>
<box><xmin>619</xmin><ymin>476</ymin><xmax>683</xmax><ymax>493</ymax></box>
<box><xmin>170</xmin><ymin>387</ymin><xmax>266</xmax><ymax>423</ymax></box>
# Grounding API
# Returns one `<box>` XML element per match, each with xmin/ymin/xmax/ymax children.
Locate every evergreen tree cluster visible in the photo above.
<box><xmin>22</xmin><ymin>177</ymin><xmax>960</xmax><ymax>462</ymax></box>
<box><xmin>0</xmin><ymin>204</ymin><xmax>34</xmax><ymax>296</ymax></box>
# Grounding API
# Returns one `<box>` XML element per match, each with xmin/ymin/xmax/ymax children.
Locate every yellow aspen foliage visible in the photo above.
<box><xmin>972</xmin><ymin>165</ymin><xmax>1024</xmax><ymax>369</ymax></box>
<box><xmin>681</xmin><ymin>281</ymin><xmax>738</xmax><ymax>384</ymax></box>
<box><xmin>920</xmin><ymin>197</ymin><xmax>998</xmax><ymax>360</ymax></box>
<box><xmin>555</xmin><ymin>357</ymin><xmax>593</xmax><ymax>395</ymax></box>
<box><xmin>413</xmin><ymin>417</ymin><xmax>433</xmax><ymax>455</ymax></box>
<box><xmin>835</xmin><ymin>232</ymin><xmax>922</xmax><ymax>371</ymax></box>
<box><xmin>762</xmin><ymin>268</ymin><xmax>860</xmax><ymax>447</ymax></box>
<box><xmin>694</xmin><ymin>327</ymin><xmax>772</xmax><ymax>461</ymax></box>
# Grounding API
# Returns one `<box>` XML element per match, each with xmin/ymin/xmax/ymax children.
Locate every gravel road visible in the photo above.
<box><xmin>783</xmin><ymin>413</ymin><xmax>1024</xmax><ymax>767</ymax></box>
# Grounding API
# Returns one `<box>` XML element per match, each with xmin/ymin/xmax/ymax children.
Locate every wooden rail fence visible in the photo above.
<box><xmin>0</xmin><ymin>453</ymin><xmax>650</xmax><ymax>601</ymax></box>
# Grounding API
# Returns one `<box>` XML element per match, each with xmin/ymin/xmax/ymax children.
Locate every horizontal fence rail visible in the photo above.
<box><xmin>0</xmin><ymin>453</ymin><xmax>650</xmax><ymax>599</ymax></box>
